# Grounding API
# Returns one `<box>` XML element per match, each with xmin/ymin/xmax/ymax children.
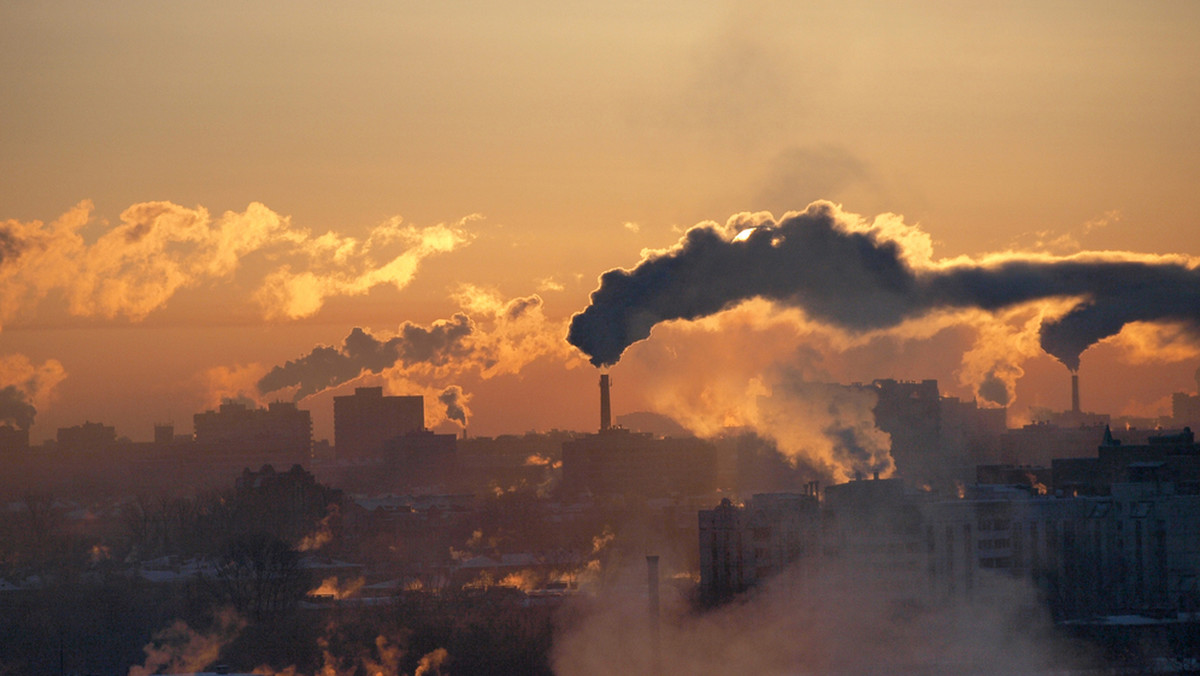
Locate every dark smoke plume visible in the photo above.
<box><xmin>258</xmin><ymin>314</ymin><xmax>474</xmax><ymax>399</ymax></box>
<box><xmin>0</xmin><ymin>385</ymin><xmax>36</xmax><ymax>429</ymax></box>
<box><xmin>438</xmin><ymin>385</ymin><xmax>469</xmax><ymax>427</ymax></box>
<box><xmin>567</xmin><ymin>202</ymin><xmax>1200</xmax><ymax>371</ymax></box>
<box><xmin>0</xmin><ymin>227</ymin><xmax>23</xmax><ymax>265</ymax></box>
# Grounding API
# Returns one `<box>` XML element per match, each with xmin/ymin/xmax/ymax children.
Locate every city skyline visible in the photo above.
<box><xmin>3</xmin><ymin>1</ymin><xmax>1200</xmax><ymax>450</ymax></box>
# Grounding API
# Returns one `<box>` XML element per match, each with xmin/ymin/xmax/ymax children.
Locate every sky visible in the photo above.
<box><xmin>3</xmin><ymin>1</ymin><xmax>1200</xmax><ymax>448</ymax></box>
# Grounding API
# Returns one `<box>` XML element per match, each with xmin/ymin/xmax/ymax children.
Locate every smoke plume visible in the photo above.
<box><xmin>0</xmin><ymin>386</ymin><xmax>36</xmax><ymax>430</ymax></box>
<box><xmin>0</xmin><ymin>354</ymin><xmax>67</xmax><ymax>430</ymax></box>
<box><xmin>624</xmin><ymin>315</ymin><xmax>892</xmax><ymax>483</ymax></box>
<box><xmin>567</xmin><ymin>201</ymin><xmax>1200</xmax><ymax>373</ymax></box>
<box><xmin>128</xmin><ymin>609</ymin><xmax>244</xmax><ymax>676</ymax></box>
<box><xmin>437</xmin><ymin>385</ymin><xmax>470</xmax><ymax>427</ymax></box>
<box><xmin>258</xmin><ymin>315</ymin><xmax>474</xmax><ymax>399</ymax></box>
<box><xmin>257</xmin><ymin>287</ymin><xmax>576</xmax><ymax>402</ymax></box>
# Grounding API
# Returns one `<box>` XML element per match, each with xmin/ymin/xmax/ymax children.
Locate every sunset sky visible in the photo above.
<box><xmin>3</xmin><ymin>1</ymin><xmax>1200</xmax><ymax>446</ymax></box>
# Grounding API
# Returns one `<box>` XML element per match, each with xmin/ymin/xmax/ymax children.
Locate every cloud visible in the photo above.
<box><xmin>0</xmin><ymin>354</ymin><xmax>67</xmax><ymax>430</ymax></box>
<box><xmin>0</xmin><ymin>386</ymin><xmax>36</xmax><ymax>430</ymax></box>
<box><xmin>258</xmin><ymin>285</ymin><xmax>581</xmax><ymax>404</ymax></box>
<box><xmin>257</xmin><ymin>314</ymin><xmax>475</xmax><ymax>400</ymax></box>
<box><xmin>199</xmin><ymin>363</ymin><xmax>270</xmax><ymax>409</ymax></box>
<box><xmin>567</xmin><ymin>201</ymin><xmax>1200</xmax><ymax>374</ymax></box>
<box><xmin>0</xmin><ymin>201</ymin><xmax>474</xmax><ymax>327</ymax></box>
<box><xmin>255</xmin><ymin>215</ymin><xmax>476</xmax><ymax>320</ymax></box>
<box><xmin>437</xmin><ymin>385</ymin><xmax>471</xmax><ymax>428</ymax></box>
<box><xmin>537</xmin><ymin>277</ymin><xmax>565</xmax><ymax>292</ymax></box>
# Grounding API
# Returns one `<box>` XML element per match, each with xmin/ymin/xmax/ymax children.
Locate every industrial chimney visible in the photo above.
<box><xmin>599</xmin><ymin>373</ymin><xmax>612</xmax><ymax>432</ymax></box>
<box><xmin>1071</xmin><ymin>371</ymin><xmax>1080</xmax><ymax>414</ymax></box>
<box><xmin>646</xmin><ymin>555</ymin><xmax>661</xmax><ymax>673</ymax></box>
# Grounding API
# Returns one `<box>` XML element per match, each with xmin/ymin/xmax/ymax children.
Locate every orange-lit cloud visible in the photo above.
<box><xmin>255</xmin><ymin>214</ymin><xmax>477</xmax><ymax>320</ymax></box>
<box><xmin>0</xmin><ymin>201</ymin><xmax>474</xmax><ymax>326</ymax></box>
<box><xmin>199</xmin><ymin>362</ymin><xmax>270</xmax><ymax>409</ymax></box>
<box><xmin>1104</xmin><ymin>321</ymin><xmax>1200</xmax><ymax>365</ymax></box>
<box><xmin>0</xmin><ymin>353</ymin><xmax>67</xmax><ymax>429</ymax></box>
<box><xmin>260</xmin><ymin>287</ymin><xmax>579</xmax><ymax>409</ymax></box>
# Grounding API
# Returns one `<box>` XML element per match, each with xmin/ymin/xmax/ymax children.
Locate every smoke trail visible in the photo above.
<box><xmin>0</xmin><ymin>354</ymin><xmax>67</xmax><ymax>430</ymax></box>
<box><xmin>258</xmin><ymin>314</ymin><xmax>474</xmax><ymax>399</ymax></box>
<box><xmin>128</xmin><ymin>609</ymin><xmax>244</xmax><ymax>676</ymax></box>
<box><xmin>567</xmin><ymin>201</ymin><xmax>1200</xmax><ymax>371</ymax></box>
<box><xmin>437</xmin><ymin>385</ymin><xmax>470</xmax><ymax>427</ymax></box>
<box><xmin>0</xmin><ymin>386</ymin><xmax>36</xmax><ymax>429</ymax></box>
<box><xmin>256</xmin><ymin>287</ymin><xmax>576</xmax><ymax>403</ymax></box>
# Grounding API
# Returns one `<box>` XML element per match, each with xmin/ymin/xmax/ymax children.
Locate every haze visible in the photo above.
<box><xmin>3</xmin><ymin>1</ymin><xmax>1200</xmax><ymax>444</ymax></box>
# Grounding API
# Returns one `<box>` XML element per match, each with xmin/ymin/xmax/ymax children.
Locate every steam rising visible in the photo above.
<box><xmin>258</xmin><ymin>287</ymin><xmax>575</xmax><ymax>401</ymax></box>
<box><xmin>554</xmin><ymin>567</ymin><xmax>1087</xmax><ymax>675</ymax></box>
<box><xmin>0</xmin><ymin>385</ymin><xmax>36</xmax><ymax>429</ymax></box>
<box><xmin>258</xmin><ymin>315</ymin><xmax>474</xmax><ymax>399</ymax></box>
<box><xmin>437</xmin><ymin>385</ymin><xmax>470</xmax><ymax>427</ymax></box>
<box><xmin>0</xmin><ymin>354</ymin><xmax>67</xmax><ymax>430</ymax></box>
<box><xmin>567</xmin><ymin>201</ymin><xmax>1200</xmax><ymax>373</ymax></box>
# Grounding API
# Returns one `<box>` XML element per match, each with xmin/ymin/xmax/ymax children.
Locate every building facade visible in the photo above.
<box><xmin>333</xmin><ymin>387</ymin><xmax>424</xmax><ymax>459</ymax></box>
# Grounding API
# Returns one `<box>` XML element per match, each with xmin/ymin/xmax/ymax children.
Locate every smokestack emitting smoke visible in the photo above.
<box><xmin>1071</xmin><ymin>372</ymin><xmax>1080</xmax><ymax>413</ymax></box>
<box><xmin>599</xmin><ymin>373</ymin><xmax>612</xmax><ymax>431</ymax></box>
<box><xmin>566</xmin><ymin>202</ymin><xmax>1200</xmax><ymax>374</ymax></box>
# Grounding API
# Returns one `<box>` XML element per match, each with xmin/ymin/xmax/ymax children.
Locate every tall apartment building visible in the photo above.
<box><xmin>333</xmin><ymin>386</ymin><xmax>424</xmax><ymax>459</ymax></box>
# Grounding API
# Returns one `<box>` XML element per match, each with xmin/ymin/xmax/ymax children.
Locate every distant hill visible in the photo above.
<box><xmin>615</xmin><ymin>411</ymin><xmax>692</xmax><ymax>438</ymax></box>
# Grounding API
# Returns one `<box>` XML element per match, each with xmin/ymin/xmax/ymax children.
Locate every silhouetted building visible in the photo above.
<box><xmin>456</xmin><ymin>431</ymin><xmax>573</xmax><ymax>494</ymax></box>
<box><xmin>976</xmin><ymin>464</ymin><xmax>1051</xmax><ymax>493</ymax></box>
<box><xmin>562</xmin><ymin>373</ymin><xmax>717</xmax><ymax>499</ymax></box>
<box><xmin>193</xmin><ymin>400</ymin><xmax>312</xmax><ymax>467</ymax></box>
<box><xmin>1001</xmin><ymin>421</ymin><xmax>1109</xmax><ymax>468</ymax></box>
<box><xmin>1171</xmin><ymin>368</ymin><xmax>1200</xmax><ymax>429</ymax></box>
<box><xmin>700</xmin><ymin>441</ymin><xmax>1200</xmax><ymax>622</ymax></box>
<box><xmin>334</xmin><ymin>387</ymin><xmax>423</xmax><ymax>459</ymax></box>
<box><xmin>822</xmin><ymin>477</ymin><xmax>927</xmax><ymax>583</ymax></box>
<box><xmin>562</xmin><ymin>429</ymin><xmax>717</xmax><ymax>498</ymax></box>
<box><xmin>56</xmin><ymin>420</ymin><xmax>117</xmax><ymax>455</ymax></box>
<box><xmin>871</xmin><ymin>380</ymin><xmax>942</xmax><ymax>478</ymax></box>
<box><xmin>868</xmin><ymin>379</ymin><xmax>1006</xmax><ymax>492</ymax></box>
<box><xmin>382</xmin><ymin>430</ymin><xmax>457</xmax><ymax>491</ymax></box>
<box><xmin>698</xmin><ymin>487</ymin><xmax>821</xmax><ymax>603</ymax></box>
<box><xmin>0</xmin><ymin>424</ymin><xmax>29</xmax><ymax>457</ymax></box>
<box><xmin>154</xmin><ymin>423</ymin><xmax>175</xmax><ymax>445</ymax></box>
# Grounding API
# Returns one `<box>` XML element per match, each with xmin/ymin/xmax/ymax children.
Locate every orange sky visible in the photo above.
<box><xmin>3</xmin><ymin>1</ymin><xmax>1200</xmax><ymax>443</ymax></box>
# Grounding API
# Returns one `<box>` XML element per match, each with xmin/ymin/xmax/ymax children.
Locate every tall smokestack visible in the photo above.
<box><xmin>599</xmin><ymin>373</ymin><xmax>612</xmax><ymax>431</ymax></box>
<box><xmin>646</xmin><ymin>555</ymin><xmax>661</xmax><ymax>673</ymax></box>
<box><xmin>1071</xmin><ymin>371</ymin><xmax>1080</xmax><ymax>414</ymax></box>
